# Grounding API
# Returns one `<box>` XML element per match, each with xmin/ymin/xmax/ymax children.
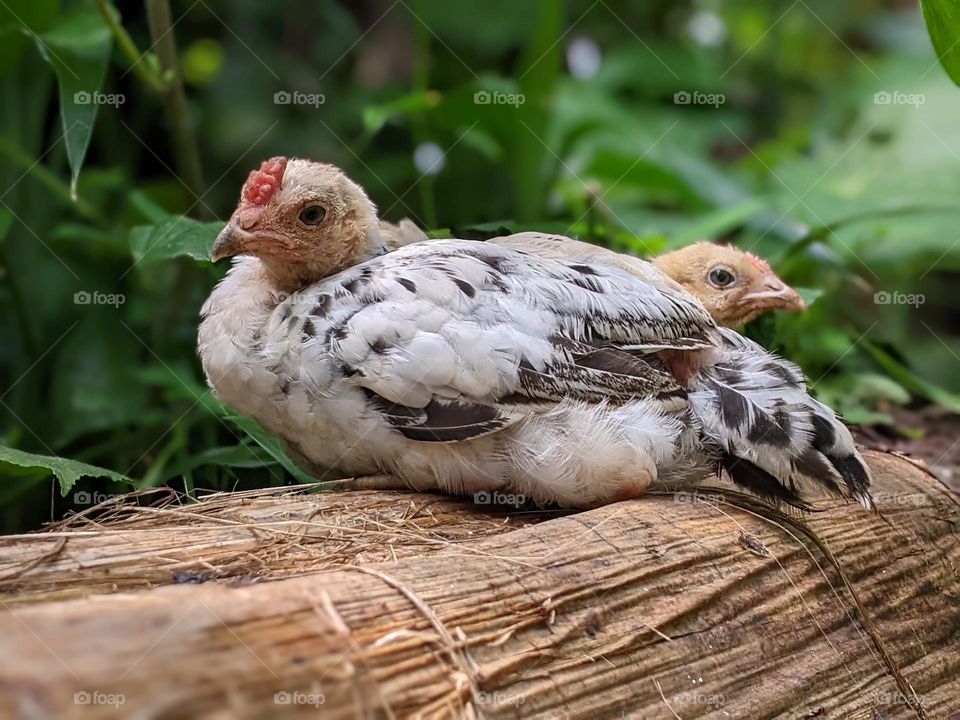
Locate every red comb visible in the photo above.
<box><xmin>242</xmin><ymin>156</ymin><xmax>288</xmax><ymax>206</ymax></box>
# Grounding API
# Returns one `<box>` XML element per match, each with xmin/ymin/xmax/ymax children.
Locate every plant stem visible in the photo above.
<box><xmin>410</xmin><ymin>0</ymin><xmax>437</xmax><ymax>229</ymax></box>
<box><xmin>94</xmin><ymin>0</ymin><xmax>169</xmax><ymax>93</ymax></box>
<box><xmin>145</xmin><ymin>0</ymin><xmax>209</xmax><ymax>219</ymax></box>
<box><xmin>0</xmin><ymin>138</ymin><xmax>104</xmax><ymax>224</ymax></box>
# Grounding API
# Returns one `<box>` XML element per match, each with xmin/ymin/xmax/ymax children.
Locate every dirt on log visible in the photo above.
<box><xmin>0</xmin><ymin>450</ymin><xmax>957</xmax><ymax>719</ymax></box>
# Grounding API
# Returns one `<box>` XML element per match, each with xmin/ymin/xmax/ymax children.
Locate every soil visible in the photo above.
<box><xmin>852</xmin><ymin>407</ymin><xmax>960</xmax><ymax>494</ymax></box>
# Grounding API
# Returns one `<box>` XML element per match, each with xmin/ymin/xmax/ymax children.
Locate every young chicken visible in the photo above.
<box><xmin>653</xmin><ymin>242</ymin><xmax>804</xmax><ymax>327</ymax></box>
<box><xmin>489</xmin><ymin>234</ymin><xmax>804</xmax><ymax>328</ymax></box>
<box><xmin>386</xmin><ymin>226</ymin><xmax>804</xmax><ymax>328</ymax></box>
<box><xmin>199</xmin><ymin>157</ymin><xmax>871</xmax><ymax>509</ymax></box>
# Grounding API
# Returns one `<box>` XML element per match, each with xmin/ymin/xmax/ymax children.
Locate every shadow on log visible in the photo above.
<box><xmin>0</xmin><ymin>451</ymin><xmax>957</xmax><ymax>719</ymax></box>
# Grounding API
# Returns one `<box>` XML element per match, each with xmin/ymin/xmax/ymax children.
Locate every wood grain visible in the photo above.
<box><xmin>0</xmin><ymin>451</ymin><xmax>957</xmax><ymax>719</ymax></box>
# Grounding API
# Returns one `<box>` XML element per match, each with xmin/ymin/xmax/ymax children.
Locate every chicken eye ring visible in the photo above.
<box><xmin>708</xmin><ymin>266</ymin><xmax>736</xmax><ymax>288</ymax></box>
<box><xmin>298</xmin><ymin>205</ymin><xmax>327</xmax><ymax>226</ymax></box>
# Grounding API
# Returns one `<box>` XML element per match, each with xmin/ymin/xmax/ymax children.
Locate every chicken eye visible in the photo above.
<box><xmin>708</xmin><ymin>267</ymin><xmax>736</xmax><ymax>288</ymax></box>
<box><xmin>298</xmin><ymin>205</ymin><xmax>326</xmax><ymax>226</ymax></box>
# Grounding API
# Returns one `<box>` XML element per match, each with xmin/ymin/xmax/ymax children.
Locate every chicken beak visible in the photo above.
<box><xmin>211</xmin><ymin>223</ymin><xmax>251</xmax><ymax>263</ymax></box>
<box><xmin>741</xmin><ymin>275</ymin><xmax>806</xmax><ymax>313</ymax></box>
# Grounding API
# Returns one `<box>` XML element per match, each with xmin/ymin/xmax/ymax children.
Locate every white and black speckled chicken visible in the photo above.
<box><xmin>198</xmin><ymin>157</ymin><xmax>871</xmax><ymax>509</ymax></box>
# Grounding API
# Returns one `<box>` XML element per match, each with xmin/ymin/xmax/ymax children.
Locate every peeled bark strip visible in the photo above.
<box><xmin>0</xmin><ymin>451</ymin><xmax>957</xmax><ymax>719</ymax></box>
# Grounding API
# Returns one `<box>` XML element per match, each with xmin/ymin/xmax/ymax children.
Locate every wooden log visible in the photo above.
<box><xmin>0</xmin><ymin>451</ymin><xmax>957</xmax><ymax>719</ymax></box>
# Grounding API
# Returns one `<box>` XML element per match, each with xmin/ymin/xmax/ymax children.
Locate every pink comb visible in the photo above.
<box><xmin>242</xmin><ymin>156</ymin><xmax>288</xmax><ymax>206</ymax></box>
<box><xmin>745</xmin><ymin>251</ymin><xmax>772</xmax><ymax>274</ymax></box>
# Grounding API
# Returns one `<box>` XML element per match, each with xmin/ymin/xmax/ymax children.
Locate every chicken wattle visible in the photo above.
<box><xmin>198</xmin><ymin>157</ymin><xmax>871</xmax><ymax>509</ymax></box>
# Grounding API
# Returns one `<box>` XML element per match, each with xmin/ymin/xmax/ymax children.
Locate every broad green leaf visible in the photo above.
<box><xmin>0</xmin><ymin>446</ymin><xmax>131</xmax><ymax>496</ymax></box>
<box><xmin>130</xmin><ymin>216</ymin><xmax>222</xmax><ymax>265</ymax></box>
<box><xmin>920</xmin><ymin>0</ymin><xmax>960</xmax><ymax>85</ymax></box>
<box><xmin>34</xmin><ymin>8</ymin><xmax>112</xmax><ymax>198</ymax></box>
<box><xmin>128</xmin><ymin>190</ymin><xmax>174</xmax><ymax>223</ymax></box>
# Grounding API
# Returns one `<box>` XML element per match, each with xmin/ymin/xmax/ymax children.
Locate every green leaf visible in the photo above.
<box><xmin>361</xmin><ymin>90</ymin><xmax>442</xmax><ymax>137</ymax></box>
<box><xmin>50</xmin><ymin>316</ymin><xmax>149</xmax><ymax>446</ymax></box>
<box><xmin>161</xmin><ymin>444</ymin><xmax>279</xmax><ymax>483</ymax></box>
<box><xmin>127</xmin><ymin>190</ymin><xmax>174</xmax><ymax>223</ymax></box>
<box><xmin>864</xmin><ymin>342</ymin><xmax>960</xmax><ymax>413</ymax></box>
<box><xmin>670</xmin><ymin>199</ymin><xmax>767</xmax><ymax>247</ymax></box>
<box><xmin>920</xmin><ymin>0</ymin><xmax>960</xmax><ymax>85</ymax></box>
<box><xmin>795</xmin><ymin>287</ymin><xmax>825</xmax><ymax>308</ymax></box>
<box><xmin>129</xmin><ymin>216</ymin><xmax>222</xmax><ymax>265</ymax></box>
<box><xmin>224</xmin><ymin>415</ymin><xmax>317</xmax><ymax>484</ymax></box>
<box><xmin>0</xmin><ymin>446</ymin><xmax>131</xmax><ymax>496</ymax></box>
<box><xmin>34</xmin><ymin>8</ymin><xmax>113</xmax><ymax>198</ymax></box>
<box><xmin>0</xmin><ymin>0</ymin><xmax>58</xmax><ymax>74</ymax></box>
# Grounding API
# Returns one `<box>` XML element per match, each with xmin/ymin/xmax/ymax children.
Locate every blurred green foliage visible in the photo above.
<box><xmin>1</xmin><ymin>0</ymin><xmax>959</xmax><ymax>532</ymax></box>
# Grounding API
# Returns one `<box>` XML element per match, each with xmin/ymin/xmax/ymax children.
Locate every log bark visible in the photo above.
<box><xmin>0</xmin><ymin>451</ymin><xmax>957</xmax><ymax>719</ymax></box>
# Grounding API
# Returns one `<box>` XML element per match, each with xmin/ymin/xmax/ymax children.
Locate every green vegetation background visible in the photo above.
<box><xmin>2</xmin><ymin>0</ymin><xmax>959</xmax><ymax>532</ymax></box>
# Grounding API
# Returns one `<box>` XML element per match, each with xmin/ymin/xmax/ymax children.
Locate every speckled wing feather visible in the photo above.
<box><xmin>278</xmin><ymin>240</ymin><xmax>716</xmax><ymax>442</ymax></box>
<box><xmin>488</xmin><ymin>231</ymin><xmax>668</xmax><ymax>285</ymax></box>
<box><xmin>690</xmin><ymin>329</ymin><xmax>872</xmax><ymax>508</ymax></box>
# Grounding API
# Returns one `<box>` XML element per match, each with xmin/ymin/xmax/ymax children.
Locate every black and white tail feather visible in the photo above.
<box><xmin>689</xmin><ymin>328</ymin><xmax>873</xmax><ymax>510</ymax></box>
